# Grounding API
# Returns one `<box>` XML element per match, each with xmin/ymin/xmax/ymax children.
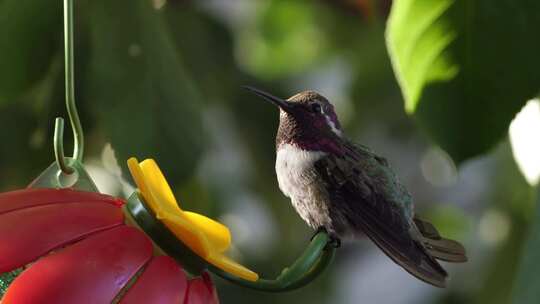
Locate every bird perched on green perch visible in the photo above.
<box><xmin>245</xmin><ymin>86</ymin><xmax>467</xmax><ymax>288</ymax></box>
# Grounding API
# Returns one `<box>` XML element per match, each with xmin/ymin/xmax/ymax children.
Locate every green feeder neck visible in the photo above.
<box><xmin>126</xmin><ymin>191</ymin><xmax>336</xmax><ymax>292</ymax></box>
<box><xmin>126</xmin><ymin>192</ymin><xmax>209</xmax><ymax>276</ymax></box>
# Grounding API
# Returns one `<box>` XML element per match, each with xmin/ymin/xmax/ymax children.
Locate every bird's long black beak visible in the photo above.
<box><xmin>243</xmin><ymin>86</ymin><xmax>294</xmax><ymax>112</ymax></box>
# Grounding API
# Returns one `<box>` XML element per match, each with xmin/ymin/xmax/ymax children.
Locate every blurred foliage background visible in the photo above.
<box><xmin>1</xmin><ymin>0</ymin><xmax>540</xmax><ymax>303</ymax></box>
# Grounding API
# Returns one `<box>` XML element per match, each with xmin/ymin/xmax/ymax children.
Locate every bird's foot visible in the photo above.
<box><xmin>312</xmin><ymin>227</ymin><xmax>341</xmax><ymax>248</ymax></box>
<box><xmin>312</xmin><ymin>226</ymin><xmax>328</xmax><ymax>238</ymax></box>
<box><xmin>328</xmin><ymin>236</ymin><xmax>341</xmax><ymax>248</ymax></box>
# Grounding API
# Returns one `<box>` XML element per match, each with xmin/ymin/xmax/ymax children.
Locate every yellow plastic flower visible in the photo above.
<box><xmin>127</xmin><ymin>157</ymin><xmax>258</xmax><ymax>281</ymax></box>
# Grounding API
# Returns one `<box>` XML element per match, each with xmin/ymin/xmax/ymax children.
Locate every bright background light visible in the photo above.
<box><xmin>509</xmin><ymin>99</ymin><xmax>540</xmax><ymax>186</ymax></box>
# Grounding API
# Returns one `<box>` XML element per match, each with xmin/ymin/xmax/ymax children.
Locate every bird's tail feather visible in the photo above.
<box><xmin>414</xmin><ymin>218</ymin><xmax>467</xmax><ymax>263</ymax></box>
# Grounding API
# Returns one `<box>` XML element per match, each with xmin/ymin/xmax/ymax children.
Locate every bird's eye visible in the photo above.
<box><xmin>310</xmin><ymin>103</ymin><xmax>322</xmax><ymax>113</ymax></box>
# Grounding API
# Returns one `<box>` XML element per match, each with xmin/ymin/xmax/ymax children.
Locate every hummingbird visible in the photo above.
<box><xmin>245</xmin><ymin>86</ymin><xmax>467</xmax><ymax>288</ymax></box>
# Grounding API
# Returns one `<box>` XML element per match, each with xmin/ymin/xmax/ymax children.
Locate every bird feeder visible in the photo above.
<box><xmin>0</xmin><ymin>0</ymin><xmax>337</xmax><ymax>302</ymax></box>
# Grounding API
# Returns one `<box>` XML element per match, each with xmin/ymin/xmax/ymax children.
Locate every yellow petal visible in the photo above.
<box><xmin>207</xmin><ymin>252</ymin><xmax>259</xmax><ymax>282</ymax></box>
<box><xmin>127</xmin><ymin>157</ymin><xmax>259</xmax><ymax>282</ymax></box>
<box><xmin>159</xmin><ymin>211</ymin><xmax>211</xmax><ymax>258</ymax></box>
<box><xmin>139</xmin><ymin>159</ymin><xmax>182</xmax><ymax>213</ymax></box>
<box><xmin>127</xmin><ymin>158</ymin><xmax>156</xmax><ymax>211</ymax></box>
<box><xmin>184</xmin><ymin>211</ymin><xmax>231</xmax><ymax>253</ymax></box>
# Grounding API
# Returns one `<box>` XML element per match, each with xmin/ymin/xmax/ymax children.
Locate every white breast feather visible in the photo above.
<box><xmin>276</xmin><ymin>144</ymin><xmax>337</xmax><ymax>230</ymax></box>
<box><xmin>275</xmin><ymin>144</ymin><xmax>325</xmax><ymax>197</ymax></box>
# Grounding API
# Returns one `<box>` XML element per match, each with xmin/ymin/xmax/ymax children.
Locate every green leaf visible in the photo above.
<box><xmin>512</xmin><ymin>188</ymin><xmax>540</xmax><ymax>304</ymax></box>
<box><xmin>0</xmin><ymin>0</ymin><xmax>61</xmax><ymax>104</ymax></box>
<box><xmin>87</xmin><ymin>0</ymin><xmax>205</xmax><ymax>184</ymax></box>
<box><xmin>386</xmin><ymin>0</ymin><xmax>540</xmax><ymax>162</ymax></box>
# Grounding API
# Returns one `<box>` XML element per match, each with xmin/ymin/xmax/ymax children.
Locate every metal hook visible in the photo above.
<box><xmin>54</xmin><ymin>0</ymin><xmax>84</xmax><ymax>175</ymax></box>
<box><xmin>54</xmin><ymin>118</ymin><xmax>74</xmax><ymax>174</ymax></box>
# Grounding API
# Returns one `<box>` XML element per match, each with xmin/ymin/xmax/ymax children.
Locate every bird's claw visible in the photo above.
<box><xmin>313</xmin><ymin>226</ymin><xmax>327</xmax><ymax>236</ymax></box>
<box><xmin>328</xmin><ymin>236</ymin><xmax>341</xmax><ymax>248</ymax></box>
<box><xmin>312</xmin><ymin>227</ymin><xmax>341</xmax><ymax>249</ymax></box>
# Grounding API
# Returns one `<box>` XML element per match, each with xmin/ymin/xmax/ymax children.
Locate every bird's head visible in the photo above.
<box><xmin>245</xmin><ymin>86</ymin><xmax>344</xmax><ymax>154</ymax></box>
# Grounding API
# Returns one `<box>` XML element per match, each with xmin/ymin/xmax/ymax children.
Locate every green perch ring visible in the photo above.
<box><xmin>126</xmin><ymin>191</ymin><xmax>336</xmax><ymax>292</ymax></box>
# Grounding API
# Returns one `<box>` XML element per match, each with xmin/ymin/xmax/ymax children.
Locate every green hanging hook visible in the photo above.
<box><xmin>54</xmin><ymin>0</ymin><xmax>84</xmax><ymax>174</ymax></box>
<box><xmin>29</xmin><ymin>0</ymin><xmax>96</xmax><ymax>190</ymax></box>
